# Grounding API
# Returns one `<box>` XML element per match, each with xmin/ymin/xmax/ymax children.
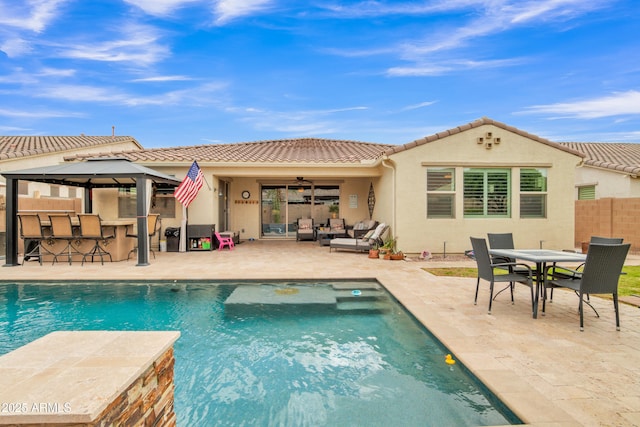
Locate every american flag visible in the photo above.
<box><xmin>174</xmin><ymin>161</ymin><xmax>204</xmax><ymax>207</ymax></box>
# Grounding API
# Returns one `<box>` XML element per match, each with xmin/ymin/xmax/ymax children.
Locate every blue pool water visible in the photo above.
<box><xmin>0</xmin><ymin>281</ymin><xmax>519</xmax><ymax>426</ymax></box>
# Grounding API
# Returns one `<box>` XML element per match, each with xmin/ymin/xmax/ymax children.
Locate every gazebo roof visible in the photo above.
<box><xmin>1</xmin><ymin>157</ymin><xmax>181</xmax><ymax>189</ymax></box>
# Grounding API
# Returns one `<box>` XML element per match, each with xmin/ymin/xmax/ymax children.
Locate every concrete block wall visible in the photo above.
<box><xmin>575</xmin><ymin>198</ymin><xmax>639</xmax><ymax>252</ymax></box>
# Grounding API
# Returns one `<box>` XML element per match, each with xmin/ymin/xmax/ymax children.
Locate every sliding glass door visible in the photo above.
<box><xmin>260</xmin><ymin>184</ymin><xmax>339</xmax><ymax>238</ymax></box>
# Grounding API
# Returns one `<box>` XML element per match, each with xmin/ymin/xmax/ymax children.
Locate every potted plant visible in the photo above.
<box><xmin>368</xmin><ymin>242</ymin><xmax>380</xmax><ymax>259</ymax></box>
<box><xmin>328</xmin><ymin>203</ymin><xmax>339</xmax><ymax>219</ymax></box>
<box><xmin>379</xmin><ymin>235</ymin><xmax>397</xmax><ymax>259</ymax></box>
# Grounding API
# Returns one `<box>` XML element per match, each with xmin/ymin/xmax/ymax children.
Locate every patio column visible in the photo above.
<box><xmin>3</xmin><ymin>177</ymin><xmax>19</xmax><ymax>266</ymax></box>
<box><xmin>136</xmin><ymin>177</ymin><xmax>150</xmax><ymax>266</ymax></box>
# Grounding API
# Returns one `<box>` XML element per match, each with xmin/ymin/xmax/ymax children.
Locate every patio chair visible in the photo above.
<box><xmin>78</xmin><ymin>214</ymin><xmax>115</xmax><ymax>265</ymax></box>
<box><xmin>296</xmin><ymin>218</ymin><xmax>315</xmax><ymax>241</ymax></box>
<box><xmin>48</xmin><ymin>214</ymin><xmax>82</xmax><ymax>265</ymax></box>
<box><xmin>327</xmin><ymin>218</ymin><xmax>347</xmax><ymax>236</ymax></box>
<box><xmin>214</xmin><ymin>231</ymin><xmax>235</xmax><ymax>250</ymax></box>
<box><xmin>543</xmin><ymin>243</ymin><xmax>630</xmax><ymax>331</ymax></box>
<box><xmin>126</xmin><ymin>214</ymin><xmax>160</xmax><ymax>260</ymax></box>
<box><xmin>547</xmin><ymin>236</ymin><xmax>624</xmax><ymax>300</ymax></box>
<box><xmin>470</xmin><ymin>237</ymin><xmax>534</xmax><ymax>315</ymax></box>
<box><xmin>17</xmin><ymin>213</ymin><xmax>54</xmax><ymax>265</ymax></box>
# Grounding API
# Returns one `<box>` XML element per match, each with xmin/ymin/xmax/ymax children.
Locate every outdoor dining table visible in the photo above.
<box><xmin>488</xmin><ymin>249</ymin><xmax>587</xmax><ymax>319</ymax></box>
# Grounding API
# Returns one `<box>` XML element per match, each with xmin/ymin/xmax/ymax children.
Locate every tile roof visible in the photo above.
<box><xmin>0</xmin><ymin>136</ymin><xmax>142</xmax><ymax>161</ymax></box>
<box><xmin>383</xmin><ymin>117</ymin><xmax>585</xmax><ymax>158</ymax></box>
<box><xmin>66</xmin><ymin>138</ymin><xmax>394</xmax><ymax>164</ymax></box>
<box><xmin>559</xmin><ymin>142</ymin><xmax>640</xmax><ymax>176</ymax></box>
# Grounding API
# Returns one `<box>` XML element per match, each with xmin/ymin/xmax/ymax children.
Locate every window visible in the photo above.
<box><xmin>426</xmin><ymin>168</ymin><xmax>455</xmax><ymax>218</ymax></box>
<box><xmin>520</xmin><ymin>168</ymin><xmax>547</xmax><ymax>218</ymax></box>
<box><xmin>118</xmin><ymin>188</ymin><xmax>137</xmax><ymax>218</ymax></box>
<box><xmin>118</xmin><ymin>188</ymin><xmax>176</xmax><ymax>218</ymax></box>
<box><xmin>578</xmin><ymin>185</ymin><xmax>596</xmax><ymax>200</ymax></box>
<box><xmin>463</xmin><ymin>169</ymin><xmax>510</xmax><ymax>217</ymax></box>
<box><xmin>50</xmin><ymin>185</ymin><xmax>60</xmax><ymax>197</ymax></box>
<box><xmin>68</xmin><ymin>187</ymin><xmax>77</xmax><ymax>198</ymax></box>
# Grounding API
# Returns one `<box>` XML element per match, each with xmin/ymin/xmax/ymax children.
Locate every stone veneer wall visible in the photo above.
<box><xmin>90</xmin><ymin>347</ymin><xmax>177</xmax><ymax>427</ymax></box>
<box><xmin>4</xmin><ymin>347</ymin><xmax>176</xmax><ymax>427</ymax></box>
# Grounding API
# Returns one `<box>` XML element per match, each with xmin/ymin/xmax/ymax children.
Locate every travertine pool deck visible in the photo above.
<box><xmin>2</xmin><ymin>240</ymin><xmax>640</xmax><ymax>426</ymax></box>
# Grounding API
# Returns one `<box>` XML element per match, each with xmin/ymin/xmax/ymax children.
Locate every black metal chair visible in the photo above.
<box><xmin>470</xmin><ymin>237</ymin><xmax>534</xmax><ymax>315</ymax></box>
<box><xmin>543</xmin><ymin>243</ymin><xmax>630</xmax><ymax>331</ymax></box>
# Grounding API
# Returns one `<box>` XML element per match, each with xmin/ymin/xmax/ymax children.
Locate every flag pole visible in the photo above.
<box><xmin>179</xmin><ymin>205</ymin><xmax>187</xmax><ymax>252</ymax></box>
<box><xmin>195</xmin><ymin>159</ymin><xmax>212</xmax><ymax>191</ymax></box>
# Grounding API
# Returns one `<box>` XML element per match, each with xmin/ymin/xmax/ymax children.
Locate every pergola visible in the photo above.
<box><xmin>2</xmin><ymin>158</ymin><xmax>181</xmax><ymax>267</ymax></box>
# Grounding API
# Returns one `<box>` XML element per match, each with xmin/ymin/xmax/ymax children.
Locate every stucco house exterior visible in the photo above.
<box><xmin>63</xmin><ymin>117</ymin><xmax>584</xmax><ymax>255</ymax></box>
<box><xmin>560</xmin><ymin>142</ymin><xmax>640</xmax><ymax>200</ymax></box>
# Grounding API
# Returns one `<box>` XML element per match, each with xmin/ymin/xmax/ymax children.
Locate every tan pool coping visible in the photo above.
<box><xmin>0</xmin><ymin>331</ymin><xmax>180</xmax><ymax>424</ymax></box>
<box><xmin>2</xmin><ymin>240</ymin><xmax>640</xmax><ymax>426</ymax></box>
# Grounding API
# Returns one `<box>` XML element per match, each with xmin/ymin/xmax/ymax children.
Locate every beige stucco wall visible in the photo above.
<box><xmin>574</xmin><ymin>166</ymin><xmax>640</xmax><ymax>199</ymax></box>
<box><xmin>386</xmin><ymin>124</ymin><xmax>582</xmax><ymax>254</ymax></box>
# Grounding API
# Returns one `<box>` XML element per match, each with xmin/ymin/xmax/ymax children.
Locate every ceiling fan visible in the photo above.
<box><xmin>294</xmin><ymin>177</ymin><xmax>313</xmax><ymax>192</ymax></box>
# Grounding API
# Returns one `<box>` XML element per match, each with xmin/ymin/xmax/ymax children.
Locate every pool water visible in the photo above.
<box><xmin>0</xmin><ymin>282</ymin><xmax>519</xmax><ymax>426</ymax></box>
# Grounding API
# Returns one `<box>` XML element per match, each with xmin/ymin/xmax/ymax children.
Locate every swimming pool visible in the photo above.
<box><xmin>0</xmin><ymin>281</ymin><xmax>520</xmax><ymax>426</ymax></box>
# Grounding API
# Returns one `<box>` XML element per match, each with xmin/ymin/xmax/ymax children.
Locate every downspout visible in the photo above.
<box><xmin>381</xmin><ymin>157</ymin><xmax>396</xmax><ymax>236</ymax></box>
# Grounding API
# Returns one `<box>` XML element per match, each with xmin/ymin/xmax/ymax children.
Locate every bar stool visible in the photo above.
<box><xmin>17</xmin><ymin>213</ymin><xmax>54</xmax><ymax>265</ymax></box>
<box><xmin>78</xmin><ymin>214</ymin><xmax>115</xmax><ymax>265</ymax></box>
<box><xmin>48</xmin><ymin>214</ymin><xmax>81</xmax><ymax>265</ymax></box>
<box><xmin>126</xmin><ymin>214</ymin><xmax>160</xmax><ymax>260</ymax></box>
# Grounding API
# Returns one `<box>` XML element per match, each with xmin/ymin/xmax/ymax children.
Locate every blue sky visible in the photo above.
<box><xmin>1</xmin><ymin>0</ymin><xmax>639</xmax><ymax>148</ymax></box>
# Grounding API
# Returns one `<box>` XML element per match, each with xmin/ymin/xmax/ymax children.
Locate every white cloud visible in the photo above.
<box><xmin>30</xmin><ymin>81</ymin><xmax>227</xmax><ymax>107</ymax></box>
<box><xmin>130</xmin><ymin>75</ymin><xmax>195</xmax><ymax>82</ymax></box>
<box><xmin>522</xmin><ymin>91</ymin><xmax>640</xmax><ymax>119</ymax></box>
<box><xmin>0</xmin><ymin>38</ymin><xmax>33</xmax><ymax>57</ymax></box>
<box><xmin>0</xmin><ymin>107</ymin><xmax>83</xmax><ymax>118</ymax></box>
<box><xmin>123</xmin><ymin>0</ymin><xmax>200</xmax><ymax>16</ymax></box>
<box><xmin>213</xmin><ymin>0</ymin><xmax>274</xmax><ymax>25</ymax></box>
<box><xmin>401</xmin><ymin>101</ymin><xmax>437</xmax><ymax>111</ymax></box>
<box><xmin>0</xmin><ymin>0</ymin><xmax>68</xmax><ymax>32</ymax></box>
<box><xmin>53</xmin><ymin>24</ymin><xmax>169</xmax><ymax>65</ymax></box>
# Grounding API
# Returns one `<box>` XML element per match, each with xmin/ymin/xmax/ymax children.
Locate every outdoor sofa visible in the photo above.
<box><xmin>329</xmin><ymin>223</ymin><xmax>387</xmax><ymax>253</ymax></box>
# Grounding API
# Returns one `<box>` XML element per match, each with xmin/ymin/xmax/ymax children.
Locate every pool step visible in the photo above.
<box><xmin>223</xmin><ymin>283</ymin><xmax>390</xmax><ymax>315</ymax></box>
<box><xmin>336</xmin><ymin>300</ymin><xmax>389</xmax><ymax>313</ymax></box>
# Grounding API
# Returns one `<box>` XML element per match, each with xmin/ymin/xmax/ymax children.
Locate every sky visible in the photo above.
<box><xmin>1</xmin><ymin>0</ymin><xmax>639</xmax><ymax>148</ymax></box>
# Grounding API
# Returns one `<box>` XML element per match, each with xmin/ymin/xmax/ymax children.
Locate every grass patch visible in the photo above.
<box><xmin>425</xmin><ymin>265</ymin><xmax>640</xmax><ymax>297</ymax></box>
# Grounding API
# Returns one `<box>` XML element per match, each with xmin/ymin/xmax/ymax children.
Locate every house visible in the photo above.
<box><xmin>560</xmin><ymin>142</ymin><xmax>640</xmax><ymax>250</ymax></box>
<box><xmin>60</xmin><ymin>117</ymin><xmax>584</xmax><ymax>255</ymax></box>
<box><xmin>559</xmin><ymin>142</ymin><xmax>640</xmax><ymax>200</ymax></box>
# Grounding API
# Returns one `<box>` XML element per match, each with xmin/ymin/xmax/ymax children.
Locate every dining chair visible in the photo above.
<box><xmin>78</xmin><ymin>214</ymin><xmax>115</xmax><ymax>265</ymax></box>
<box><xmin>543</xmin><ymin>243</ymin><xmax>630</xmax><ymax>331</ymax></box>
<box><xmin>470</xmin><ymin>237</ymin><xmax>534</xmax><ymax>315</ymax></box>
<box><xmin>48</xmin><ymin>214</ymin><xmax>81</xmax><ymax>265</ymax></box>
<box><xmin>126</xmin><ymin>214</ymin><xmax>160</xmax><ymax>260</ymax></box>
<box><xmin>17</xmin><ymin>213</ymin><xmax>54</xmax><ymax>265</ymax></box>
<box><xmin>547</xmin><ymin>236</ymin><xmax>624</xmax><ymax>300</ymax></box>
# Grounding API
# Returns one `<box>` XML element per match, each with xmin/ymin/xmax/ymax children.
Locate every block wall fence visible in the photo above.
<box><xmin>575</xmin><ymin>198</ymin><xmax>640</xmax><ymax>253</ymax></box>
